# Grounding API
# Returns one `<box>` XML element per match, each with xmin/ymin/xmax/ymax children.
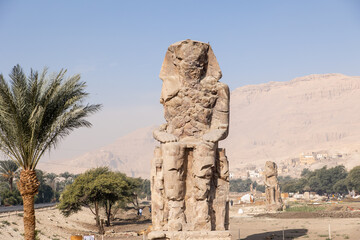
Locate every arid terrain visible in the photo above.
<box><xmin>1</xmin><ymin>201</ymin><xmax>360</xmax><ymax>240</ymax></box>
<box><xmin>39</xmin><ymin>73</ymin><xmax>360</xmax><ymax>179</ymax></box>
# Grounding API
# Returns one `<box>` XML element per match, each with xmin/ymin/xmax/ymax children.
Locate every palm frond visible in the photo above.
<box><xmin>0</xmin><ymin>160</ymin><xmax>19</xmax><ymax>178</ymax></box>
<box><xmin>0</xmin><ymin>65</ymin><xmax>101</xmax><ymax>170</ymax></box>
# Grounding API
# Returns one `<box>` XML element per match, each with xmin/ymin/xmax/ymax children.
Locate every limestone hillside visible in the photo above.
<box><xmin>223</xmin><ymin>73</ymin><xmax>360</xmax><ymax>174</ymax></box>
<box><xmin>40</xmin><ymin>74</ymin><xmax>360</xmax><ymax>178</ymax></box>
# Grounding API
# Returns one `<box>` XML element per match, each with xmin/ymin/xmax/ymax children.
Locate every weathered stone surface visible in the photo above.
<box><xmin>150</xmin><ymin>39</ymin><xmax>231</xmax><ymax>238</ymax></box>
<box><xmin>148</xmin><ymin>231</ymin><xmax>231</xmax><ymax>240</ymax></box>
<box><xmin>264</xmin><ymin>161</ymin><xmax>283</xmax><ymax>211</ymax></box>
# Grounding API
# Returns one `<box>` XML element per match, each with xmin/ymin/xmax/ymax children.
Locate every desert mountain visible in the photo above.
<box><xmin>44</xmin><ymin>126</ymin><xmax>158</xmax><ymax>178</ymax></box>
<box><xmin>39</xmin><ymin>73</ymin><xmax>360</xmax><ymax>178</ymax></box>
<box><xmin>223</xmin><ymin>73</ymin><xmax>360</xmax><ymax>176</ymax></box>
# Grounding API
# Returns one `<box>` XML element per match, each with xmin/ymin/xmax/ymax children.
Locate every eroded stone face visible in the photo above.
<box><xmin>264</xmin><ymin>161</ymin><xmax>283</xmax><ymax>211</ymax></box>
<box><xmin>171</xmin><ymin>40</ymin><xmax>209</xmax><ymax>86</ymax></box>
<box><xmin>150</xmin><ymin>40</ymin><xmax>230</xmax><ymax>238</ymax></box>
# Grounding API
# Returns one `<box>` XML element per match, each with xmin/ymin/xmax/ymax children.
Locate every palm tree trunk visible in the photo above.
<box><xmin>9</xmin><ymin>177</ymin><xmax>13</xmax><ymax>192</ymax></box>
<box><xmin>17</xmin><ymin>170</ymin><xmax>40</xmax><ymax>240</ymax></box>
<box><xmin>22</xmin><ymin>194</ymin><xmax>36</xmax><ymax>240</ymax></box>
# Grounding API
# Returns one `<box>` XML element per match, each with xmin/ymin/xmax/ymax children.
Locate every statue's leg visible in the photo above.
<box><xmin>151</xmin><ymin>147</ymin><xmax>165</xmax><ymax>230</ymax></box>
<box><xmin>162</xmin><ymin>142</ymin><xmax>186</xmax><ymax>231</ymax></box>
<box><xmin>276</xmin><ymin>185</ymin><xmax>282</xmax><ymax>205</ymax></box>
<box><xmin>271</xmin><ymin>187</ymin><xmax>276</xmax><ymax>204</ymax></box>
<box><xmin>214</xmin><ymin>148</ymin><xmax>230</xmax><ymax>230</ymax></box>
<box><xmin>265</xmin><ymin>187</ymin><xmax>270</xmax><ymax>205</ymax></box>
<box><xmin>192</xmin><ymin>142</ymin><xmax>216</xmax><ymax>230</ymax></box>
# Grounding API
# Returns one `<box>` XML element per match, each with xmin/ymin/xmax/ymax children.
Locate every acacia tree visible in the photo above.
<box><xmin>346</xmin><ymin>166</ymin><xmax>360</xmax><ymax>193</ymax></box>
<box><xmin>126</xmin><ymin>177</ymin><xmax>148</xmax><ymax>210</ymax></box>
<box><xmin>110</xmin><ymin>177</ymin><xmax>149</xmax><ymax>220</ymax></box>
<box><xmin>0</xmin><ymin>65</ymin><xmax>100</xmax><ymax>240</ymax></box>
<box><xmin>58</xmin><ymin>167</ymin><xmax>132</xmax><ymax>230</ymax></box>
<box><xmin>101</xmin><ymin>172</ymin><xmax>133</xmax><ymax>226</ymax></box>
<box><xmin>0</xmin><ymin>160</ymin><xmax>19</xmax><ymax>191</ymax></box>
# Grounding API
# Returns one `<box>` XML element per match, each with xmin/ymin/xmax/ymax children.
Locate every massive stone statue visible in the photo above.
<box><xmin>149</xmin><ymin>40</ymin><xmax>231</xmax><ymax>240</ymax></box>
<box><xmin>264</xmin><ymin>161</ymin><xmax>283</xmax><ymax>211</ymax></box>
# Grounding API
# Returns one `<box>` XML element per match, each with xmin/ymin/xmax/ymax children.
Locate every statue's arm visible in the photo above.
<box><xmin>153</xmin><ymin>124</ymin><xmax>178</xmax><ymax>143</ymax></box>
<box><xmin>263</xmin><ymin>177</ymin><xmax>271</xmax><ymax>187</ymax></box>
<box><xmin>203</xmin><ymin>83</ymin><xmax>230</xmax><ymax>143</ymax></box>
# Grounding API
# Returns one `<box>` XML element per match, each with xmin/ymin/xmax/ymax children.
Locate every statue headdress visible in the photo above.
<box><xmin>159</xmin><ymin>39</ymin><xmax>222</xmax><ymax>102</ymax></box>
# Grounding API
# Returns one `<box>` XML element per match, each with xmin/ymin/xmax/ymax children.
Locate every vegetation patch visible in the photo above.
<box><xmin>1</xmin><ymin>220</ymin><xmax>10</xmax><ymax>226</ymax></box>
<box><xmin>286</xmin><ymin>205</ymin><xmax>325</xmax><ymax>212</ymax></box>
<box><xmin>318</xmin><ymin>234</ymin><xmax>329</xmax><ymax>238</ymax></box>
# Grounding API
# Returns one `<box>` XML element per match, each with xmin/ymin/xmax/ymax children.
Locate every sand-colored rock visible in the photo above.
<box><xmin>150</xmin><ymin>40</ymin><xmax>230</xmax><ymax>239</ymax></box>
<box><xmin>39</xmin><ymin>126</ymin><xmax>158</xmax><ymax>178</ymax></box>
<box><xmin>225</xmin><ymin>73</ymin><xmax>360</xmax><ymax>173</ymax></box>
<box><xmin>39</xmin><ymin>73</ymin><xmax>360</xmax><ymax>179</ymax></box>
<box><xmin>148</xmin><ymin>230</ymin><xmax>231</xmax><ymax>240</ymax></box>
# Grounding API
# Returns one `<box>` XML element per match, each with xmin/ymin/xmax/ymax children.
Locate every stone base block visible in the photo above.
<box><xmin>148</xmin><ymin>231</ymin><xmax>231</xmax><ymax>240</ymax></box>
<box><xmin>266</xmin><ymin>203</ymin><xmax>284</xmax><ymax>212</ymax></box>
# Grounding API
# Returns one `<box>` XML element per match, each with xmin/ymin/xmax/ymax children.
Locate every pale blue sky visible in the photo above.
<box><xmin>1</xmin><ymin>0</ymin><xmax>360</xmax><ymax>162</ymax></box>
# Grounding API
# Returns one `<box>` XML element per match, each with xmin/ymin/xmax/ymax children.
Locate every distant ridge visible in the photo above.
<box><xmin>40</xmin><ymin>126</ymin><xmax>158</xmax><ymax>178</ymax></box>
<box><xmin>39</xmin><ymin>73</ymin><xmax>360</xmax><ymax>178</ymax></box>
<box><xmin>224</xmin><ymin>73</ymin><xmax>360</xmax><ymax>174</ymax></box>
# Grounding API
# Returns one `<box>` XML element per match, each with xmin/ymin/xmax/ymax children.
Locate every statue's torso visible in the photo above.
<box><xmin>163</xmin><ymin>82</ymin><xmax>218</xmax><ymax>140</ymax></box>
<box><xmin>266</xmin><ymin>176</ymin><xmax>278</xmax><ymax>187</ymax></box>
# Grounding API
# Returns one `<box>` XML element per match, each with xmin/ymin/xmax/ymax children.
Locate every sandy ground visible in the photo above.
<box><xmin>230</xmin><ymin>217</ymin><xmax>360</xmax><ymax>240</ymax></box>
<box><xmin>1</xmin><ymin>202</ymin><xmax>360</xmax><ymax>240</ymax></box>
<box><xmin>0</xmin><ymin>206</ymin><xmax>151</xmax><ymax>240</ymax></box>
<box><xmin>230</xmin><ymin>201</ymin><xmax>360</xmax><ymax>240</ymax></box>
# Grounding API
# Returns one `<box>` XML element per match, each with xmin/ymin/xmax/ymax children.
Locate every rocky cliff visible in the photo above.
<box><xmin>39</xmin><ymin>74</ymin><xmax>360</xmax><ymax>178</ymax></box>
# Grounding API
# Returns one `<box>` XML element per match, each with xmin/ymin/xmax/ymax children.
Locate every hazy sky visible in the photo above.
<box><xmin>1</xmin><ymin>0</ymin><xmax>360</xmax><ymax>164</ymax></box>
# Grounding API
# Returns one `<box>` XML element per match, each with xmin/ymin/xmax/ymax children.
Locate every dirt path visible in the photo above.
<box><xmin>1</xmin><ymin>205</ymin><xmax>360</xmax><ymax>239</ymax></box>
<box><xmin>230</xmin><ymin>216</ymin><xmax>360</xmax><ymax>240</ymax></box>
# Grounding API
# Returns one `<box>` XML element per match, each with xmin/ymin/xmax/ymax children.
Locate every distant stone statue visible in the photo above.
<box><xmin>149</xmin><ymin>39</ymin><xmax>231</xmax><ymax>240</ymax></box>
<box><xmin>264</xmin><ymin>161</ymin><xmax>283</xmax><ymax>211</ymax></box>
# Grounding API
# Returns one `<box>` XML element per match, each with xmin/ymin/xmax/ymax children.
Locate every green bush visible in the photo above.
<box><xmin>0</xmin><ymin>189</ymin><xmax>22</xmax><ymax>205</ymax></box>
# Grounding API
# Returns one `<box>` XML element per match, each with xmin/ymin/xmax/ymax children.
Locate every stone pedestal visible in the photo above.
<box><xmin>148</xmin><ymin>231</ymin><xmax>231</xmax><ymax>240</ymax></box>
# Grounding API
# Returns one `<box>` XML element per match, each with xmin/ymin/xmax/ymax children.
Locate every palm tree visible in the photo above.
<box><xmin>0</xmin><ymin>65</ymin><xmax>101</xmax><ymax>240</ymax></box>
<box><xmin>0</xmin><ymin>159</ymin><xmax>19</xmax><ymax>191</ymax></box>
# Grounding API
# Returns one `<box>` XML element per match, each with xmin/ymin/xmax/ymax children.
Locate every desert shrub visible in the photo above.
<box><xmin>0</xmin><ymin>189</ymin><xmax>22</xmax><ymax>205</ymax></box>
